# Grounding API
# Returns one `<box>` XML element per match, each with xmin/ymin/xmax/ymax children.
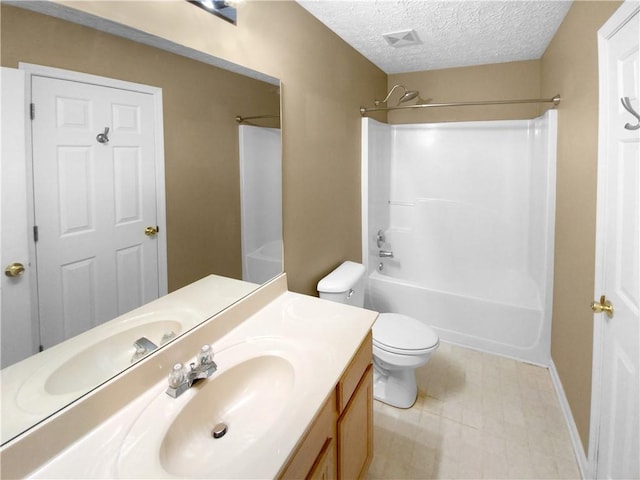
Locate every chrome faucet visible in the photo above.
<box><xmin>166</xmin><ymin>344</ymin><xmax>217</xmax><ymax>398</ymax></box>
<box><xmin>131</xmin><ymin>336</ymin><xmax>158</xmax><ymax>363</ymax></box>
<box><xmin>135</xmin><ymin>336</ymin><xmax>158</xmax><ymax>352</ymax></box>
<box><xmin>379</xmin><ymin>250</ymin><xmax>394</xmax><ymax>258</ymax></box>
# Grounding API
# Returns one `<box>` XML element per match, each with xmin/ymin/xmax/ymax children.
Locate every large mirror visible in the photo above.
<box><xmin>0</xmin><ymin>2</ymin><xmax>282</xmax><ymax>444</ymax></box>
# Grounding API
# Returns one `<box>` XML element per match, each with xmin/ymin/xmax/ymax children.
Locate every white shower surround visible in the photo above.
<box><xmin>362</xmin><ymin>112</ymin><xmax>557</xmax><ymax>365</ymax></box>
<box><xmin>238</xmin><ymin>125</ymin><xmax>283</xmax><ymax>284</ymax></box>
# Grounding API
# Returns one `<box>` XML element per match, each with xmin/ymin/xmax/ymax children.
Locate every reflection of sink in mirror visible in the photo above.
<box><xmin>43</xmin><ymin>320</ymin><xmax>182</xmax><ymax>396</ymax></box>
<box><xmin>12</xmin><ymin>309</ymin><xmax>202</xmax><ymax>416</ymax></box>
<box><xmin>160</xmin><ymin>356</ymin><xmax>294</xmax><ymax>477</ymax></box>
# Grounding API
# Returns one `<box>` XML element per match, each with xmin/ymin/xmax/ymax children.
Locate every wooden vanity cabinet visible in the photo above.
<box><xmin>278</xmin><ymin>332</ymin><xmax>373</xmax><ymax>480</ymax></box>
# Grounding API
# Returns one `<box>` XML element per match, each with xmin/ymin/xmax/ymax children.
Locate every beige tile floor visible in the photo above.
<box><xmin>366</xmin><ymin>342</ymin><xmax>581</xmax><ymax>479</ymax></box>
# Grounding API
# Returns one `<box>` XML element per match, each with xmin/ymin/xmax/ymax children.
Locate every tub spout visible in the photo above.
<box><xmin>379</xmin><ymin>250</ymin><xmax>394</xmax><ymax>258</ymax></box>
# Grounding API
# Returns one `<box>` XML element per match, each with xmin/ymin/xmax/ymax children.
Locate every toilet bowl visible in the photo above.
<box><xmin>372</xmin><ymin>313</ymin><xmax>439</xmax><ymax>408</ymax></box>
<box><xmin>317</xmin><ymin>261</ymin><xmax>439</xmax><ymax>409</ymax></box>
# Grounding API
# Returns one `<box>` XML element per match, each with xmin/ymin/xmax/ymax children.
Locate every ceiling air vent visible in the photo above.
<box><xmin>382</xmin><ymin>29</ymin><xmax>421</xmax><ymax>48</ymax></box>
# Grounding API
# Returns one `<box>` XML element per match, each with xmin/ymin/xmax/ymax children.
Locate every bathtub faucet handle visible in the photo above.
<box><xmin>379</xmin><ymin>250</ymin><xmax>394</xmax><ymax>258</ymax></box>
<box><xmin>376</xmin><ymin>229</ymin><xmax>386</xmax><ymax>248</ymax></box>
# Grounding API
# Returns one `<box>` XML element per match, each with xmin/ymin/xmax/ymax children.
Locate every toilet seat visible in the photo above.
<box><xmin>373</xmin><ymin>313</ymin><xmax>439</xmax><ymax>355</ymax></box>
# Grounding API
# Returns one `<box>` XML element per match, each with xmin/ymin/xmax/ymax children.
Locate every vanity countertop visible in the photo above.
<box><xmin>10</xmin><ymin>275</ymin><xmax>377</xmax><ymax>479</ymax></box>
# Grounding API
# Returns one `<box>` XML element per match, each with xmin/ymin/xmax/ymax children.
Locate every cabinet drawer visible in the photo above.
<box><xmin>337</xmin><ymin>332</ymin><xmax>372</xmax><ymax>413</ymax></box>
<box><xmin>278</xmin><ymin>390</ymin><xmax>336</xmax><ymax>479</ymax></box>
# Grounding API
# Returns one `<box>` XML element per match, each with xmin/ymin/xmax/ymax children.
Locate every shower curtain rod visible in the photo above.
<box><xmin>235</xmin><ymin>114</ymin><xmax>280</xmax><ymax>123</ymax></box>
<box><xmin>359</xmin><ymin>94</ymin><xmax>561</xmax><ymax>116</ymax></box>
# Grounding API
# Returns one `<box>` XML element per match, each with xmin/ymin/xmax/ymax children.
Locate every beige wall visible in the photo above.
<box><xmin>1</xmin><ymin>5</ymin><xmax>281</xmax><ymax>291</ymax></box>
<box><xmin>541</xmin><ymin>0</ymin><xmax>622</xmax><ymax>452</ymax></box>
<box><xmin>388</xmin><ymin>60</ymin><xmax>542</xmax><ymax>123</ymax></box>
<box><xmin>39</xmin><ymin>0</ymin><xmax>387</xmax><ymax>296</ymax></box>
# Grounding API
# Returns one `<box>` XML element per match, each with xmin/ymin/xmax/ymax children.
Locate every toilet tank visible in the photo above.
<box><xmin>317</xmin><ymin>261</ymin><xmax>366</xmax><ymax>307</ymax></box>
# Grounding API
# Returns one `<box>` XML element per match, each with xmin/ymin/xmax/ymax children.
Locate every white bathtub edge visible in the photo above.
<box><xmin>549</xmin><ymin>359</ymin><xmax>588</xmax><ymax>479</ymax></box>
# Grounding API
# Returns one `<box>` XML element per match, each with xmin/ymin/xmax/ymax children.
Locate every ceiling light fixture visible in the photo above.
<box><xmin>187</xmin><ymin>0</ymin><xmax>238</xmax><ymax>25</ymax></box>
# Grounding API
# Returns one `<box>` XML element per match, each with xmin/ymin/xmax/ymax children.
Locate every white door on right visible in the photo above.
<box><xmin>593</xmin><ymin>4</ymin><xmax>639</xmax><ymax>479</ymax></box>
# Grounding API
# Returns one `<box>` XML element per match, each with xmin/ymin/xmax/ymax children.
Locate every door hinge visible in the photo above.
<box><xmin>33</xmin><ymin>225</ymin><xmax>39</xmax><ymax>242</ymax></box>
<box><xmin>30</xmin><ymin>103</ymin><xmax>35</xmax><ymax>120</ymax></box>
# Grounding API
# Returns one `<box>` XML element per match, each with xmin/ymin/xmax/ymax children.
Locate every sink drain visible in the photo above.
<box><xmin>212</xmin><ymin>422</ymin><xmax>228</xmax><ymax>439</ymax></box>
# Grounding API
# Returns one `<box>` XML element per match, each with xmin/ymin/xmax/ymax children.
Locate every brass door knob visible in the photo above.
<box><xmin>5</xmin><ymin>262</ymin><xmax>25</xmax><ymax>277</ymax></box>
<box><xmin>591</xmin><ymin>295</ymin><xmax>614</xmax><ymax>318</ymax></box>
<box><xmin>144</xmin><ymin>226</ymin><xmax>158</xmax><ymax>237</ymax></box>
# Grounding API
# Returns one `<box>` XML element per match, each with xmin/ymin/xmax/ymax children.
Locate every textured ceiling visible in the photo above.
<box><xmin>297</xmin><ymin>0</ymin><xmax>573</xmax><ymax>74</ymax></box>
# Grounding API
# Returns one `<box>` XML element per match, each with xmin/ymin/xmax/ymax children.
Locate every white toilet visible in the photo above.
<box><xmin>317</xmin><ymin>261</ymin><xmax>439</xmax><ymax>408</ymax></box>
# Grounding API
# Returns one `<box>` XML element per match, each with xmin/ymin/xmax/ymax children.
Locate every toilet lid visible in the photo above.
<box><xmin>373</xmin><ymin>313</ymin><xmax>439</xmax><ymax>353</ymax></box>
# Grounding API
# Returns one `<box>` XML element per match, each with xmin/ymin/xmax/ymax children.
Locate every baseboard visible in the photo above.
<box><xmin>549</xmin><ymin>359</ymin><xmax>588</xmax><ymax>479</ymax></box>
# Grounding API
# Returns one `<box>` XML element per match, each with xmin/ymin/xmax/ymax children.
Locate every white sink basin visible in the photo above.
<box><xmin>117</xmin><ymin>338</ymin><xmax>315</xmax><ymax>479</ymax></box>
<box><xmin>161</xmin><ymin>355</ymin><xmax>294</xmax><ymax>477</ymax></box>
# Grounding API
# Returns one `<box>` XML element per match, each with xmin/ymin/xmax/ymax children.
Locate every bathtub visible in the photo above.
<box><xmin>361</xmin><ymin>113</ymin><xmax>557</xmax><ymax>366</ymax></box>
<box><xmin>243</xmin><ymin>240</ymin><xmax>283</xmax><ymax>284</ymax></box>
<box><xmin>365</xmin><ymin>223</ymin><xmax>550</xmax><ymax>365</ymax></box>
<box><xmin>366</xmin><ymin>268</ymin><xmax>548</xmax><ymax>365</ymax></box>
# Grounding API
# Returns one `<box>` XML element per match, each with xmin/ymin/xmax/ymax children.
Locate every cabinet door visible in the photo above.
<box><xmin>278</xmin><ymin>391</ymin><xmax>336</xmax><ymax>480</ymax></box>
<box><xmin>308</xmin><ymin>437</ymin><xmax>337</xmax><ymax>480</ymax></box>
<box><xmin>338</xmin><ymin>365</ymin><xmax>373</xmax><ymax>480</ymax></box>
<box><xmin>338</xmin><ymin>332</ymin><xmax>372</xmax><ymax>412</ymax></box>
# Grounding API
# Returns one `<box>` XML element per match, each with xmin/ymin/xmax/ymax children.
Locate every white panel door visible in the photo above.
<box><xmin>31</xmin><ymin>75</ymin><xmax>160</xmax><ymax>349</ymax></box>
<box><xmin>593</xmin><ymin>6</ymin><xmax>640</xmax><ymax>480</ymax></box>
<box><xmin>1</xmin><ymin>67</ymin><xmax>36</xmax><ymax>367</ymax></box>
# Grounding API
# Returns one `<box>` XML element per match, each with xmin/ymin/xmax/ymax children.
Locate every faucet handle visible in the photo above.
<box><xmin>198</xmin><ymin>344</ymin><xmax>214</xmax><ymax>366</ymax></box>
<box><xmin>160</xmin><ymin>331</ymin><xmax>177</xmax><ymax>345</ymax></box>
<box><xmin>168</xmin><ymin>363</ymin><xmax>188</xmax><ymax>388</ymax></box>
